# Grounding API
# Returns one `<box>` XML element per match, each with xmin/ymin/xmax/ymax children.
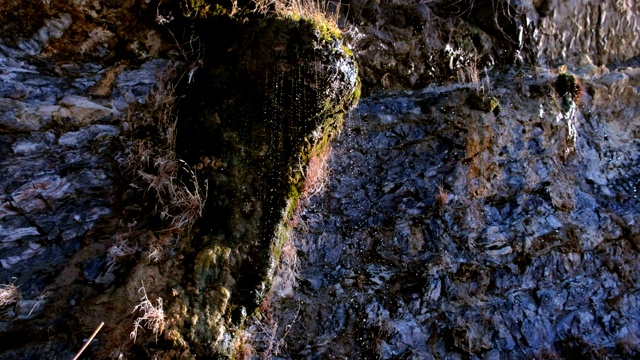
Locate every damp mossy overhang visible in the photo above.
<box><xmin>170</xmin><ymin>11</ymin><xmax>359</xmax><ymax>357</ymax></box>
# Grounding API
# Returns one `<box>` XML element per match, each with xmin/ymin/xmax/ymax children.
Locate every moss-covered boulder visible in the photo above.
<box><xmin>167</xmin><ymin>13</ymin><xmax>359</xmax><ymax>358</ymax></box>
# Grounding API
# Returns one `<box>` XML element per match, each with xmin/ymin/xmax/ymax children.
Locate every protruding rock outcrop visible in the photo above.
<box><xmin>169</xmin><ymin>14</ymin><xmax>359</xmax><ymax>357</ymax></box>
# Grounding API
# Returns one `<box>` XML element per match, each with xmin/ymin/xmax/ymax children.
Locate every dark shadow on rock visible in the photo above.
<box><xmin>172</xmin><ymin>14</ymin><xmax>359</xmax><ymax>357</ymax></box>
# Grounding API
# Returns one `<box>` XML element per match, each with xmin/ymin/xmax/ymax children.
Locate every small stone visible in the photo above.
<box><xmin>58</xmin><ymin>124</ymin><xmax>119</xmax><ymax>148</ymax></box>
<box><xmin>485</xmin><ymin>246</ymin><xmax>512</xmax><ymax>257</ymax></box>
<box><xmin>0</xmin><ymin>227</ymin><xmax>39</xmax><ymax>242</ymax></box>
<box><xmin>427</xmin><ymin>278</ymin><xmax>441</xmax><ymax>302</ymax></box>
<box><xmin>482</xmin><ymin>226</ymin><xmax>507</xmax><ymax>248</ymax></box>
<box><xmin>394</xmin><ymin>41</ymin><xmax>410</xmax><ymax>55</ymax></box>
<box><xmin>20</xmin><ymin>248</ymin><xmax>39</xmax><ymax>260</ymax></box>
<box><xmin>61</xmin><ymin>229</ymin><xmax>77</xmax><ymax>242</ymax></box>
<box><xmin>521</xmin><ymin>319</ymin><xmax>542</xmax><ymax>347</ymax></box>
<box><xmin>546</xmin><ymin>215</ymin><xmax>563</xmax><ymax>229</ymax></box>
<box><xmin>56</xmin><ymin>95</ymin><xmax>118</xmax><ymax>126</ymax></box>
<box><xmin>7</xmin><ymin>256</ymin><xmax>22</xmax><ymax>265</ymax></box>
<box><xmin>11</xmin><ymin>140</ymin><xmax>43</xmax><ymax>155</ymax></box>
<box><xmin>600</xmin><ymin>72</ymin><xmax>628</xmax><ymax>88</ymax></box>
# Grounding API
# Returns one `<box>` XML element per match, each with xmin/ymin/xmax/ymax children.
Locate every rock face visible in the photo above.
<box><xmin>346</xmin><ymin>0</ymin><xmax>640</xmax><ymax>91</ymax></box>
<box><xmin>251</xmin><ymin>67</ymin><xmax>640</xmax><ymax>358</ymax></box>
<box><xmin>0</xmin><ymin>0</ymin><xmax>164</xmax><ymax>61</ymax></box>
<box><xmin>535</xmin><ymin>0</ymin><xmax>640</xmax><ymax>66</ymax></box>
<box><xmin>0</xmin><ymin>0</ymin><xmax>639</xmax><ymax>359</ymax></box>
<box><xmin>0</xmin><ymin>34</ymin><xmax>178</xmax><ymax>357</ymax></box>
<box><xmin>345</xmin><ymin>1</ymin><xmax>503</xmax><ymax>92</ymax></box>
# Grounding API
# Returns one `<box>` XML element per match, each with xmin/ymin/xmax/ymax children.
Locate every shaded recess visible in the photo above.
<box><xmin>170</xmin><ymin>12</ymin><xmax>359</xmax><ymax>356</ymax></box>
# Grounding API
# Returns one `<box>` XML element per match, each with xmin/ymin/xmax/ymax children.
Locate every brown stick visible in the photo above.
<box><xmin>72</xmin><ymin>322</ymin><xmax>105</xmax><ymax>360</ymax></box>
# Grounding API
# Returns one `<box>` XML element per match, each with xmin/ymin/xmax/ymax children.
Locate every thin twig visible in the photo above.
<box><xmin>72</xmin><ymin>322</ymin><xmax>105</xmax><ymax>360</ymax></box>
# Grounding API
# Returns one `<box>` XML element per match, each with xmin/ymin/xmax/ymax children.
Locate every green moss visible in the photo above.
<box><xmin>180</xmin><ymin>0</ymin><xmax>241</xmax><ymax>18</ymax></box>
<box><xmin>467</xmin><ymin>93</ymin><xmax>500</xmax><ymax>115</ymax></box>
<box><xmin>285</xmin><ymin>185</ymin><xmax>301</xmax><ymax>218</ymax></box>
<box><xmin>300</xmin><ymin>17</ymin><xmax>342</xmax><ymax>44</ymax></box>
<box><xmin>193</xmin><ymin>244</ymin><xmax>231</xmax><ymax>292</ymax></box>
<box><xmin>342</xmin><ymin>44</ymin><xmax>354</xmax><ymax>57</ymax></box>
<box><xmin>556</xmin><ymin>72</ymin><xmax>582</xmax><ymax>110</ymax></box>
<box><xmin>181</xmin><ymin>0</ymin><xmax>211</xmax><ymax>18</ymax></box>
<box><xmin>349</xmin><ymin>76</ymin><xmax>362</xmax><ymax>109</ymax></box>
<box><xmin>487</xmin><ymin>96</ymin><xmax>501</xmax><ymax>115</ymax></box>
<box><xmin>210</xmin><ymin>3</ymin><xmax>230</xmax><ymax>16</ymax></box>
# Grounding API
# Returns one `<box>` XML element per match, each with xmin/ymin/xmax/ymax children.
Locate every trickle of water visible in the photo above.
<box><xmin>295</xmin><ymin>65</ymin><xmax>302</xmax><ymax>124</ymax></box>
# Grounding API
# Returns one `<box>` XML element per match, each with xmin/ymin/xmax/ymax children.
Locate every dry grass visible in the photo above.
<box><xmin>27</xmin><ymin>292</ymin><xmax>49</xmax><ymax>317</ymax></box>
<box><xmin>107</xmin><ymin>234</ymin><xmax>137</xmax><ymax>267</ymax></box>
<box><xmin>271</xmin><ymin>231</ymin><xmax>301</xmax><ymax>299</ymax></box>
<box><xmin>121</xmin><ymin>69</ymin><xmax>208</xmax><ymax>235</ymax></box>
<box><xmin>253</xmin><ymin>0</ymin><xmax>343</xmax><ymax>32</ymax></box>
<box><xmin>156</xmin><ymin>3</ymin><xmax>203</xmax><ymax>62</ymax></box>
<box><xmin>231</xmin><ymin>329</ymin><xmax>257</xmax><ymax>360</ymax></box>
<box><xmin>148</xmin><ymin>245</ymin><xmax>163</xmax><ymax>263</ymax></box>
<box><xmin>251</xmin><ymin>293</ymin><xmax>283</xmax><ymax>359</ymax></box>
<box><xmin>457</xmin><ymin>64</ymin><xmax>480</xmax><ymax>90</ymax></box>
<box><xmin>432</xmin><ymin>0</ymin><xmax>525</xmax><ymax>47</ymax></box>
<box><xmin>0</xmin><ymin>283</ymin><xmax>21</xmax><ymax>307</ymax></box>
<box><xmin>136</xmin><ymin>155</ymin><xmax>207</xmax><ymax>231</ymax></box>
<box><xmin>0</xmin><ymin>282</ymin><xmax>49</xmax><ymax>318</ymax></box>
<box><xmin>456</xmin><ymin>59</ymin><xmax>492</xmax><ymax>94</ymax></box>
<box><xmin>120</xmin><ymin>70</ymin><xmax>205</xmax><ymax>345</ymax></box>
<box><xmin>166</xmin><ymin>160</ymin><xmax>208</xmax><ymax>231</ymax></box>
<box><xmin>300</xmin><ymin>145</ymin><xmax>332</xmax><ymax>202</ymax></box>
<box><xmin>131</xmin><ymin>282</ymin><xmax>165</xmax><ymax>343</ymax></box>
<box><xmin>247</xmin><ymin>294</ymin><xmax>301</xmax><ymax>360</ymax></box>
<box><xmin>435</xmin><ymin>182</ymin><xmax>451</xmax><ymax>207</ymax></box>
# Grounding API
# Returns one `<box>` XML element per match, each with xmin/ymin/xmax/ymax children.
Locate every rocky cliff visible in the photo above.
<box><xmin>246</xmin><ymin>0</ymin><xmax>640</xmax><ymax>359</ymax></box>
<box><xmin>0</xmin><ymin>0</ymin><xmax>638</xmax><ymax>359</ymax></box>
<box><xmin>250</xmin><ymin>67</ymin><xmax>640</xmax><ymax>359</ymax></box>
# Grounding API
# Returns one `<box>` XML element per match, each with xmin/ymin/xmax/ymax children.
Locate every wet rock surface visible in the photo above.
<box><xmin>250</xmin><ymin>67</ymin><xmax>640</xmax><ymax>358</ymax></box>
<box><xmin>168</xmin><ymin>15</ymin><xmax>359</xmax><ymax>357</ymax></box>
